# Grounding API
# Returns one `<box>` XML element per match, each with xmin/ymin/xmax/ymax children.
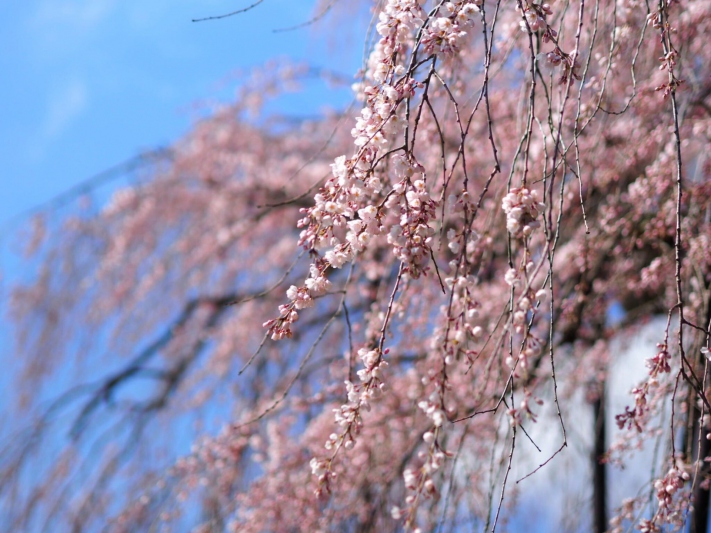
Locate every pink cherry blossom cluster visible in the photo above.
<box><xmin>507</xmin><ymin>333</ymin><xmax>544</xmax><ymax>377</ymax></box>
<box><xmin>393</xmin><ymin>429</ymin><xmax>449</xmax><ymax>530</ymax></box>
<box><xmin>518</xmin><ymin>1</ymin><xmax>553</xmax><ymax>33</ymax></box>
<box><xmin>439</xmin><ymin>272</ymin><xmax>483</xmax><ymax>363</ymax></box>
<box><xmin>369</xmin><ymin>0</ymin><xmax>425</xmax><ymax>84</ymax></box>
<box><xmin>507</xmin><ymin>389</ymin><xmax>543</xmax><ymax>426</ymax></box>
<box><xmin>420</xmin><ymin>2</ymin><xmax>482</xmax><ymax>57</ymax></box>
<box><xmin>633</xmin><ymin>466</ymin><xmax>691</xmax><ymax>533</ymax></box>
<box><xmin>504</xmin><ymin>260</ymin><xmax>547</xmax><ymax>340</ymax></box>
<box><xmin>297</xmin><ymin>155</ymin><xmax>374</xmax><ymax>252</ymax></box>
<box><xmin>501</xmin><ymin>187</ymin><xmax>545</xmax><ymax>238</ymax></box>
<box><xmin>646</xmin><ymin>342</ymin><xmax>672</xmax><ymax>377</ymax></box>
<box><xmin>313</xmin><ymin>346</ymin><xmax>389</xmax><ymax>495</ymax></box>
<box><xmin>615</xmin><ymin>342</ymin><xmax>672</xmax><ymax>434</ymax></box>
<box><xmin>353</xmin><ymin>79</ymin><xmax>419</xmax><ymax>148</ymax></box>
<box><xmin>385</xmin><ymin>160</ymin><xmax>438</xmax><ymax>278</ymax></box>
<box><xmin>517</xmin><ymin>0</ymin><xmax>584</xmax><ymax>84</ymax></box>
<box><xmin>263</xmin><ymin>258</ymin><xmax>333</xmax><ymax>340</ymax></box>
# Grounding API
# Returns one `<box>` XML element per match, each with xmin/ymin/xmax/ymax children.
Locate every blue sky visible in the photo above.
<box><xmin>0</xmin><ymin>0</ymin><xmax>364</xmax><ymax>228</ymax></box>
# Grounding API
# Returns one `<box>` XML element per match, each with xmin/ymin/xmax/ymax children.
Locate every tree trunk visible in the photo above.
<box><xmin>593</xmin><ymin>387</ymin><xmax>607</xmax><ymax>533</ymax></box>
<box><xmin>690</xmin><ymin>385</ymin><xmax>711</xmax><ymax>533</ymax></box>
<box><xmin>689</xmin><ymin>300</ymin><xmax>711</xmax><ymax>533</ymax></box>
